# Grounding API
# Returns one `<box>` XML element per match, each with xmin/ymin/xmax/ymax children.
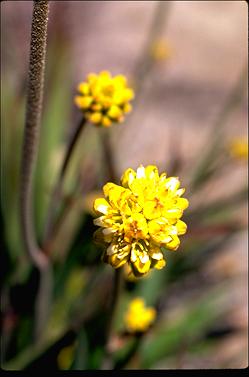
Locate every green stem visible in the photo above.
<box><xmin>106</xmin><ymin>268</ymin><xmax>123</xmax><ymax>342</ymax></box>
<box><xmin>191</xmin><ymin>65</ymin><xmax>247</xmax><ymax>190</ymax></box>
<box><xmin>114</xmin><ymin>334</ymin><xmax>144</xmax><ymax>370</ymax></box>
<box><xmin>100</xmin><ymin>129</ymin><xmax>117</xmax><ymax>183</ymax></box>
<box><xmin>117</xmin><ymin>1</ymin><xmax>171</xmax><ymax>140</ymax></box>
<box><xmin>133</xmin><ymin>1</ymin><xmax>171</xmax><ymax>101</ymax></box>
<box><xmin>34</xmin><ymin>263</ymin><xmax>53</xmax><ymax>340</ymax></box>
<box><xmin>20</xmin><ymin>0</ymin><xmax>50</xmax><ymax>341</ymax></box>
<box><xmin>101</xmin><ymin>268</ymin><xmax>123</xmax><ymax>369</ymax></box>
<box><xmin>42</xmin><ymin>116</ymin><xmax>86</xmax><ymax>245</ymax></box>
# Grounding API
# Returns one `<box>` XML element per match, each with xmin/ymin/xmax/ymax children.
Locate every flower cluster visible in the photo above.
<box><xmin>74</xmin><ymin>71</ymin><xmax>134</xmax><ymax>127</ymax></box>
<box><xmin>93</xmin><ymin>165</ymin><xmax>189</xmax><ymax>277</ymax></box>
<box><xmin>124</xmin><ymin>297</ymin><xmax>156</xmax><ymax>333</ymax></box>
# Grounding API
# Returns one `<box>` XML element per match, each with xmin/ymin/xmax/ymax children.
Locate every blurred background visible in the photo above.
<box><xmin>1</xmin><ymin>0</ymin><xmax>248</xmax><ymax>370</ymax></box>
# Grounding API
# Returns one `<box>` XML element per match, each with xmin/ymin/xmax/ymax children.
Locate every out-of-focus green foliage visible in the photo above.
<box><xmin>34</xmin><ymin>43</ymin><xmax>72</xmax><ymax>239</ymax></box>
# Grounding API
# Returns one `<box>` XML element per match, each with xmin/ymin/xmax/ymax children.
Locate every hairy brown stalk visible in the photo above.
<box><xmin>20</xmin><ymin>0</ymin><xmax>49</xmax><ymax>269</ymax></box>
<box><xmin>20</xmin><ymin>0</ymin><xmax>51</xmax><ymax>341</ymax></box>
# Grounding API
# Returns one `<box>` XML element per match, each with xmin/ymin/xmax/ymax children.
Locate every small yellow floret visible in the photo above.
<box><xmin>89</xmin><ymin>112</ymin><xmax>102</xmax><ymax>124</ymax></box>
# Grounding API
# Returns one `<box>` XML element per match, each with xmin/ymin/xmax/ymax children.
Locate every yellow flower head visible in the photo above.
<box><xmin>124</xmin><ymin>297</ymin><xmax>156</xmax><ymax>333</ymax></box>
<box><xmin>93</xmin><ymin>165</ymin><xmax>189</xmax><ymax>277</ymax></box>
<box><xmin>228</xmin><ymin>138</ymin><xmax>248</xmax><ymax>160</ymax></box>
<box><xmin>74</xmin><ymin>71</ymin><xmax>134</xmax><ymax>127</ymax></box>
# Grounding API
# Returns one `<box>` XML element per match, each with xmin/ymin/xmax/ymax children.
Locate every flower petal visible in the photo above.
<box><xmin>109</xmin><ymin>253</ymin><xmax>129</xmax><ymax>268</ymax></box>
<box><xmin>132</xmin><ymin>258</ymin><xmax>151</xmax><ymax>276</ymax></box>
<box><xmin>176</xmin><ymin>220</ymin><xmax>187</xmax><ymax>235</ymax></box>
<box><xmin>153</xmin><ymin>258</ymin><xmax>166</xmax><ymax>270</ymax></box>
<box><xmin>176</xmin><ymin>198</ymin><xmax>189</xmax><ymax>210</ymax></box>
<box><xmin>165</xmin><ymin>235</ymin><xmax>180</xmax><ymax>251</ymax></box>
<box><xmin>93</xmin><ymin>198</ymin><xmax>111</xmax><ymax>215</ymax></box>
<box><xmin>136</xmin><ymin>165</ymin><xmax>146</xmax><ymax>179</ymax></box>
<box><xmin>93</xmin><ymin>216</ymin><xmax>106</xmax><ymax>227</ymax></box>
<box><xmin>120</xmin><ymin>168</ymin><xmax>136</xmax><ymax>188</ymax></box>
<box><xmin>165</xmin><ymin>177</ymin><xmax>180</xmax><ymax>192</ymax></box>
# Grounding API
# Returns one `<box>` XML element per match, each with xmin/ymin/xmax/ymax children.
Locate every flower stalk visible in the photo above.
<box><xmin>20</xmin><ymin>0</ymin><xmax>50</xmax><ymax>340</ymax></box>
<box><xmin>106</xmin><ymin>268</ymin><xmax>123</xmax><ymax>342</ymax></box>
<box><xmin>100</xmin><ymin>129</ymin><xmax>117</xmax><ymax>183</ymax></box>
<box><xmin>114</xmin><ymin>333</ymin><xmax>144</xmax><ymax>370</ymax></box>
<box><xmin>191</xmin><ymin>65</ymin><xmax>247</xmax><ymax>190</ymax></box>
<box><xmin>101</xmin><ymin>268</ymin><xmax>123</xmax><ymax>369</ymax></box>
<box><xmin>132</xmin><ymin>1</ymin><xmax>171</xmax><ymax>103</ymax></box>
<box><xmin>43</xmin><ymin>116</ymin><xmax>87</xmax><ymax>244</ymax></box>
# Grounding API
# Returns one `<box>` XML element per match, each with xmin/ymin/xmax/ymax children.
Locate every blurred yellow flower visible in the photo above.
<box><xmin>150</xmin><ymin>39</ymin><xmax>172</xmax><ymax>61</ymax></box>
<box><xmin>124</xmin><ymin>297</ymin><xmax>156</xmax><ymax>333</ymax></box>
<box><xmin>57</xmin><ymin>344</ymin><xmax>75</xmax><ymax>370</ymax></box>
<box><xmin>229</xmin><ymin>138</ymin><xmax>248</xmax><ymax>160</ymax></box>
<box><xmin>75</xmin><ymin>71</ymin><xmax>134</xmax><ymax>127</ymax></box>
<box><xmin>93</xmin><ymin>165</ymin><xmax>189</xmax><ymax>277</ymax></box>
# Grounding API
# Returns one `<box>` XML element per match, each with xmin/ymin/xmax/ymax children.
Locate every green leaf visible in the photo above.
<box><xmin>71</xmin><ymin>329</ymin><xmax>88</xmax><ymax>370</ymax></box>
<box><xmin>139</xmin><ymin>284</ymin><xmax>232</xmax><ymax>368</ymax></box>
<box><xmin>1</xmin><ymin>80</ymin><xmax>26</xmax><ymax>263</ymax></box>
<box><xmin>34</xmin><ymin>45</ymin><xmax>72</xmax><ymax>239</ymax></box>
<box><xmin>134</xmin><ymin>268</ymin><xmax>167</xmax><ymax>306</ymax></box>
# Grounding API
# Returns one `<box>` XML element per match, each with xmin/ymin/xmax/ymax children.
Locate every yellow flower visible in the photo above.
<box><xmin>93</xmin><ymin>165</ymin><xmax>189</xmax><ymax>277</ymax></box>
<box><xmin>124</xmin><ymin>297</ymin><xmax>156</xmax><ymax>333</ymax></box>
<box><xmin>229</xmin><ymin>138</ymin><xmax>248</xmax><ymax>160</ymax></box>
<box><xmin>150</xmin><ymin>39</ymin><xmax>172</xmax><ymax>61</ymax></box>
<box><xmin>75</xmin><ymin>71</ymin><xmax>134</xmax><ymax>127</ymax></box>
